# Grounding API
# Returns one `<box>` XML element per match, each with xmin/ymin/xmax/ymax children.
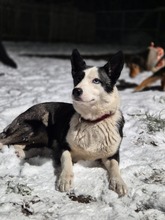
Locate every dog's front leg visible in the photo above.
<box><xmin>58</xmin><ymin>150</ymin><xmax>74</xmax><ymax>192</ymax></box>
<box><xmin>102</xmin><ymin>158</ymin><xmax>127</xmax><ymax>196</ymax></box>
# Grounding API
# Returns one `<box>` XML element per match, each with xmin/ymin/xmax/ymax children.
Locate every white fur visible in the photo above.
<box><xmin>57</xmin><ymin>150</ymin><xmax>74</xmax><ymax>192</ymax></box>
<box><xmin>102</xmin><ymin>158</ymin><xmax>127</xmax><ymax>196</ymax></box>
<box><xmin>72</xmin><ymin>67</ymin><xmax>120</xmax><ymax>120</ymax></box>
<box><xmin>66</xmin><ymin>110</ymin><xmax>122</xmax><ymax>162</ymax></box>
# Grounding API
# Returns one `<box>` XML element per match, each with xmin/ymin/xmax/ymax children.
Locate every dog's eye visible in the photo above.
<box><xmin>92</xmin><ymin>78</ymin><xmax>101</xmax><ymax>84</ymax></box>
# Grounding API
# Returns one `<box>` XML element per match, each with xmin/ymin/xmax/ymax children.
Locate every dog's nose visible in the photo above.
<box><xmin>72</xmin><ymin>88</ymin><xmax>83</xmax><ymax>97</ymax></box>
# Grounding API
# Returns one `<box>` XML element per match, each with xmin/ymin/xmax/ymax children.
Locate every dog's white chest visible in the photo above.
<box><xmin>66</xmin><ymin>113</ymin><xmax>121</xmax><ymax>161</ymax></box>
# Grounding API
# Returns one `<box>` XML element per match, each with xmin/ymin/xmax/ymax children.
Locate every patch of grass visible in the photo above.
<box><xmin>6</xmin><ymin>181</ymin><xmax>32</xmax><ymax>196</ymax></box>
<box><xmin>142</xmin><ymin>111</ymin><xmax>165</xmax><ymax>133</ymax></box>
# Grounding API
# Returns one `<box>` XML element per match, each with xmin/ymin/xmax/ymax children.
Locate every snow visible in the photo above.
<box><xmin>0</xmin><ymin>42</ymin><xmax>165</xmax><ymax>220</ymax></box>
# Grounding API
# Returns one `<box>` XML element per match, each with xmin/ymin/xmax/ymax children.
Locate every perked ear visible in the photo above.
<box><xmin>71</xmin><ymin>49</ymin><xmax>86</xmax><ymax>77</ymax></box>
<box><xmin>104</xmin><ymin>51</ymin><xmax>124</xmax><ymax>85</ymax></box>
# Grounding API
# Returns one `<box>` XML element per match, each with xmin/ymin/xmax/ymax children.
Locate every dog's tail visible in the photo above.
<box><xmin>0</xmin><ymin>42</ymin><xmax>17</xmax><ymax>68</ymax></box>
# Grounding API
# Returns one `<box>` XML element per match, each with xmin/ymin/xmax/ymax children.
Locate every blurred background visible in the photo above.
<box><xmin>0</xmin><ymin>0</ymin><xmax>165</xmax><ymax>48</ymax></box>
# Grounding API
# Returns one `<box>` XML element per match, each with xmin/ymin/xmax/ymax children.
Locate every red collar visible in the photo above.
<box><xmin>81</xmin><ymin>113</ymin><xmax>114</xmax><ymax>123</ymax></box>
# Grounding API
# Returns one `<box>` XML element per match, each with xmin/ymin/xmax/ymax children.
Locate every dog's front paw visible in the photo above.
<box><xmin>109</xmin><ymin>176</ymin><xmax>127</xmax><ymax>196</ymax></box>
<box><xmin>57</xmin><ymin>171</ymin><xmax>74</xmax><ymax>192</ymax></box>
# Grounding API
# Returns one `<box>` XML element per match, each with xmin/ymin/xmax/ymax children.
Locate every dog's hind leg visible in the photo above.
<box><xmin>102</xmin><ymin>155</ymin><xmax>127</xmax><ymax>196</ymax></box>
<box><xmin>57</xmin><ymin>150</ymin><xmax>74</xmax><ymax>192</ymax></box>
<box><xmin>133</xmin><ymin>75</ymin><xmax>161</xmax><ymax>92</ymax></box>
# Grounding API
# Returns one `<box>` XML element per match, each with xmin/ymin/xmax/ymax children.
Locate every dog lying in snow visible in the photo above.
<box><xmin>126</xmin><ymin>42</ymin><xmax>165</xmax><ymax>92</ymax></box>
<box><xmin>0</xmin><ymin>49</ymin><xmax>127</xmax><ymax>196</ymax></box>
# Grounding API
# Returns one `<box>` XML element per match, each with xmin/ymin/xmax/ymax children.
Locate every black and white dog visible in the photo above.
<box><xmin>0</xmin><ymin>49</ymin><xmax>127</xmax><ymax>196</ymax></box>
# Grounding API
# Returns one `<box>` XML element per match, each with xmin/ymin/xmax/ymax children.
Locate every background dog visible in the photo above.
<box><xmin>126</xmin><ymin>42</ymin><xmax>165</xmax><ymax>78</ymax></box>
<box><xmin>126</xmin><ymin>42</ymin><xmax>165</xmax><ymax>91</ymax></box>
<box><xmin>0</xmin><ymin>49</ymin><xmax>127</xmax><ymax>196</ymax></box>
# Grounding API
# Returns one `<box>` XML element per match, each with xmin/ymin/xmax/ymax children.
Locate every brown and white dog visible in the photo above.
<box><xmin>0</xmin><ymin>49</ymin><xmax>127</xmax><ymax>196</ymax></box>
<box><xmin>126</xmin><ymin>42</ymin><xmax>165</xmax><ymax>92</ymax></box>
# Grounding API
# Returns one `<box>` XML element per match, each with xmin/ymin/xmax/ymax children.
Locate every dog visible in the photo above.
<box><xmin>126</xmin><ymin>42</ymin><xmax>165</xmax><ymax>78</ymax></box>
<box><xmin>0</xmin><ymin>49</ymin><xmax>127</xmax><ymax>196</ymax></box>
<box><xmin>125</xmin><ymin>42</ymin><xmax>165</xmax><ymax>92</ymax></box>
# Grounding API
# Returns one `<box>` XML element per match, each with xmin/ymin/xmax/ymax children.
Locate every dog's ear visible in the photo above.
<box><xmin>71</xmin><ymin>49</ymin><xmax>86</xmax><ymax>77</ymax></box>
<box><xmin>104</xmin><ymin>51</ymin><xmax>124</xmax><ymax>85</ymax></box>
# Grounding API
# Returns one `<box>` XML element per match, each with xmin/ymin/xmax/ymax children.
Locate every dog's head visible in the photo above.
<box><xmin>71</xmin><ymin>49</ymin><xmax>124</xmax><ymax>120</ymax></box>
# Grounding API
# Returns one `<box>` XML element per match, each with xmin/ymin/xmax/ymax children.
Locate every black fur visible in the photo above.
<box><xmin>72</xmin><ymin>71</ymin><xmax>85</xmax><ymax>87</ymax></box>
<box><xmin>0</xmin><ymin>102</ymin><xmax>75</xmax><ymax>152</ymax></box>
<box><xmin>116</xmin><ymin>113</ymin><xmax>125</xmax><ymax>138</ymax></box>
<box><xmin>97</xmin><ymin>51</ymin><xmax>124</xmax><ymax>93</ymax></box>
<box><xmin>98</xmin><ymin>68</ymin><xmax>113</xmax><ymax>93</ymax></box>
<box><xmin>71</xmin><ymin>49</ymin><xmax>86</xmax><ymax>78</ymax></box>
<box><xmin>103</xmin><ymin>51</ymin><xmax>124</xmax><ymax>87</ymax></box>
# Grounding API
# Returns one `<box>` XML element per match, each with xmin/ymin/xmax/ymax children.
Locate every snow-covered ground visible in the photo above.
<box><xmin>0</xmin><ymin>42</ymin><xmax>165</xmax><ymax>220</ymax></box>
